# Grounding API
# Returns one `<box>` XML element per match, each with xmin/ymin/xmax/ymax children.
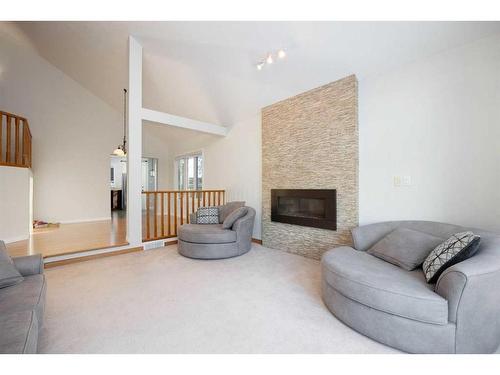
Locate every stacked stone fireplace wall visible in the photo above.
<box><xmin>262</xmin><ymin>75</ymin><xmax>358</xmax><ymax>260</ymax></box>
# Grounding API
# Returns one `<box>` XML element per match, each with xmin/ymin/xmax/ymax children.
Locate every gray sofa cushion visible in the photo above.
<box><xmin>322</xmin><ymin>246</ymin><xmax>449</xmax><ymax>325</ymax></box>
<box><xmin>222</xmin><ymin>207</ymin><xmax>248</xmax><ymax>229</ymax></box>
<box><xmin>218</xmin><ymin>201</ymin><xmax>245</xmax><ymax>223</ymax></box>
<box><xmin>322</xmin><ymin>279</ymin><xmax>456</xmax><ymax>353</ymax></box>
<box><xmin>0</xmin><ymin>263</ymin><xmax>24</xmax><ymax>289</ymax></box>
<box><xmin>0</xmin><ymin>311</ymin><xmax>38</xmax><ymax>354</ymax></box>
<box><xmin>178</xmin><ymin>224</ymin><xmax>237</xmax><ymax>244</ymax></box>
<box><xmin>0</xmin><ymin>274</ymin><xmax>47</xmax><ymax>324</ymax></box>
<box><xmin>367</xmin><ymin>228</ymin><xmax>444</xmax><ymax>271</ymax></box>
<box><xmin>0</xmin><ymin>243</ymin><xmax>24</xmax><ymax>289</ymax></box>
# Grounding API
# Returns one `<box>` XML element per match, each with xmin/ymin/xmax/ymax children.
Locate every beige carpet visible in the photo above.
<box><xmin>39</xmin><ymin>244</ymin><xmax>398</xmax><ymax>353</ymax></box>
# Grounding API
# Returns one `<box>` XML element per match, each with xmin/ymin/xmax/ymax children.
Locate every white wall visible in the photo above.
<box><xmin>0</xmin><ymin>25</ymin><xmax>122</xmax><ymax>223</ymax></box>
<box><xmin>170</xmin><ymin>115</ymin><xmax>262</xmax><ymax>239</ymax></box>
<box><xmin>0</xmin><ymin>166</ymin><xmax>32</xmax><ymax>242</ymax></box>
<box><xmin>359</xmin><ymin>33</ymin><xmax>500</xmax><ymax>232</ymax></box>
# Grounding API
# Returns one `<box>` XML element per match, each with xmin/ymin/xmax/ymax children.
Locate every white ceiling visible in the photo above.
<box><xmin>15</xmin><ymin>21</ymin><xmax>500</xmax><ymax>127</ymax></box>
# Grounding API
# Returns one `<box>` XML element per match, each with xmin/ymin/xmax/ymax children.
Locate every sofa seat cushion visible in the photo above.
<box><xmin>0</xmin><ymin>310</ymin><xmax>38</xmax><ymax>353</ymax></box>
<box><xmin>178</xmin><ymin>224</ymin><xmax>237</xmax><ymax>244</ymax></box>
<box><xmin>322</xmin><ymin>247</ymin><xmax>449</xmax><ymax>325</ymax></box>
<box><xmin>0</xmin><ymin>274</ymin><xmax>46</xmax><ymax>324</ymax></box>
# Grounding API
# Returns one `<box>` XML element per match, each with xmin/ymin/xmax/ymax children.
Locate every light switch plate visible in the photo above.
<box><xmin>394</xmin><ymin>175</ymin><xmax>412</xmax><ymax>187</ymax></box>
<box><xmin>402</xmin><ymin>175</ymin><xmax>412</xmax><ymax>186</ymax></box>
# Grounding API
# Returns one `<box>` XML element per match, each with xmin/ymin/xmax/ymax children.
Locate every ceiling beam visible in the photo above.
<box><xmin>141</xmin><ymin>107</ymin><xmax>228</xmax><ymax>137</ymax></box>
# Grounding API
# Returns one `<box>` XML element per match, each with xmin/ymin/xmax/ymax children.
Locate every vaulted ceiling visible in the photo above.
<box><xmin>15</xmin><ymin>21</ymin><xmax>500</xmax><ymax>127</ymax></box>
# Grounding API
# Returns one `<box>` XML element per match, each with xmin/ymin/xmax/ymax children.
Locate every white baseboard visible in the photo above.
<box><xmin>59</xmin><ymin>217</ymin><xmax>112</xmax><ymax>224</ymax></box>
<box><xmin>43</xmin><ymin>243</ymin><xmax>136</xmax><ymax>263</ymax></box>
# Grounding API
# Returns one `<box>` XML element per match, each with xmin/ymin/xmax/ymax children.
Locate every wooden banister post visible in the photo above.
<box><xmin>5</xmin><ymin>115</ymin><xmax>11</xmax><ymax>163</ymax></box>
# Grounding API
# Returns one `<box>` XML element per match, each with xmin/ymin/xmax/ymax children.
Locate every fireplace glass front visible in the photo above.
<box><xmin>271</xmin><ymin>189</ymin><xmax>336</xmax><ymax>230</ymax></box>
<box><xmin>277</xmin><ymin>197</ymin><xmax>326</xmax><ymax>219</ymax></box>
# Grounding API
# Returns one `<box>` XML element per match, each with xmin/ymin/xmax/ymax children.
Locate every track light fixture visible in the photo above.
<box><xmin>256</xmin><ymin>49</ymin><xmax>286</xmax><ymax>71</ymax></box>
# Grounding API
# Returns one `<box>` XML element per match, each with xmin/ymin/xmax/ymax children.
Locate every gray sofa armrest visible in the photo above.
<box><xmin>12</xmin><ymin>254</ymin><xmax>44</xmax><ymax>276</ymax></box>
<box><xmin>434</xmin><ymin>235</ymin><xmax>500</xmax><ymax>353</ymax></box>
<box><xmin>434</xmin><ymin>269</ymin><xmax>466</xmax><ymax>324</ymax></box>
<box><xmin>232</xmin><ymin>207</ymin><xmax>256</xmax><ymax>253</ymax></box>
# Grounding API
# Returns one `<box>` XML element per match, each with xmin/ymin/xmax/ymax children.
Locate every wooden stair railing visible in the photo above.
<box><xmin>0</xmin><ymin>111</ymin><xmax>32</xmax><ymax>168</ymax></box>
<box><xmin>142</xmin><ymin>189</ymin><xmax>225</xmax><ymax>242</ymax></box>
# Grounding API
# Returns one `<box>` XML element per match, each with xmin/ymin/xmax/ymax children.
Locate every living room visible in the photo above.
<box><xmin>1</xmin><ymin>1</ymin><xmax>500</xmax><ymax>373</ymax></box>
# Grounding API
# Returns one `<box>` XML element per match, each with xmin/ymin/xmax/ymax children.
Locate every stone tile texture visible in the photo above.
<box><xmin>262</xmin><ymin>75</ymin><xmax>358</xmax><ymax>260</ymax></box>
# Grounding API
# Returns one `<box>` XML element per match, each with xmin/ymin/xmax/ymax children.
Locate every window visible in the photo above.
<box><xmin>176</xmin><ymin>153</ymin><xmax>203</xmax><ymax>190</ymax></box>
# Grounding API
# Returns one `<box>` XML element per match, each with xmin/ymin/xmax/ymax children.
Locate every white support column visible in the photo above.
<box><xmin>127</xmin><ymin>36</ymin><xmax>143</xmax><ymax>246</ymax></box>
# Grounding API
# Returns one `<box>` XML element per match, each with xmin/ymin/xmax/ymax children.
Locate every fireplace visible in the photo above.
<box><xmin>271</xmin><ymin>189</ymin><xmax>337</xmax><ymax>230</ymax></box>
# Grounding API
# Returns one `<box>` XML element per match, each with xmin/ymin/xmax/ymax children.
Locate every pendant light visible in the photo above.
<box><xmin>113</xmin><ymin>88</ymin><xmax>128</xmax><ymax>157</ymax></box>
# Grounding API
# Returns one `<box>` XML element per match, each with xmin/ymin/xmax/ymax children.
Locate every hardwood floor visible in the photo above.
<box><xmin>5</xmin><ymin>210</ymin><xmax>192</xmax><ymax>258</ymax></box>
<box><xmin>6</xmin><ymin>210</ymin><xmax>128</xmax><ymax>258</ymax></box>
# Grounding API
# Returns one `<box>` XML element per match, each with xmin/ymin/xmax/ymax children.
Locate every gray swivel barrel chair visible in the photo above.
<box><xmin>178</xmin><ymin>205</ymin><xmax>256</xmax><ymax>260</ymax></box>
<box><xmin>321</xmin><ymin>221</ymin><xmax>500</xmax><ymax>353</ymax></box>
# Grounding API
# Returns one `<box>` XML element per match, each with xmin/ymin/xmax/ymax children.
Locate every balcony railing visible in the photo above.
<box><xmin>142</xmin><ymin>189</ymin><xmax>225</xmax><ymax>242</ymax></box>
<box><xmin>0</xmin><ymin>110</ymin><xmax>32</xmax><ymax>168</ymax></box>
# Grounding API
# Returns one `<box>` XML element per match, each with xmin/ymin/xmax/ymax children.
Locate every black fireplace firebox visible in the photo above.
<box><xmin>271</xmin><ymin>189</ymin><xmax>337</xmax><ymax>230</ymax></box>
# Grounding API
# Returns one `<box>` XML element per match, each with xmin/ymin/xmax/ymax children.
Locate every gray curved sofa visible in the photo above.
<box><xmin>321</xmin><ymin>221</ymin><xmax>500</xmax><ymax>353</ymax></box>
<box><xmin>178</xmin><ymin>207</ymin><xmax>255</xmax><ymax>259</ymax></box>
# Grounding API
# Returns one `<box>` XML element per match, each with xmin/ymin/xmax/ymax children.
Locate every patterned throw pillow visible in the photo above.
<box><xmin>196</xmin><ymin>206</ymin><xmax>219</xmax><ymax>224</ymax></box>
<box><xmin>423</xmin><ymin>231</ymin><xmax>481</xmax><ymax>283</ymax></box>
